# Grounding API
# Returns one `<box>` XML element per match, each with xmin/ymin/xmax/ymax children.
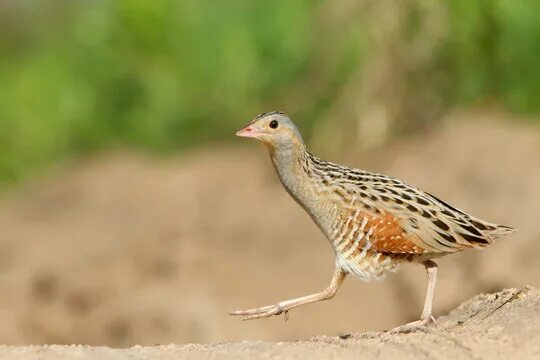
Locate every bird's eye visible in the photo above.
<box><xmin>269</xmin><ymin>120</ymin><xmax>279</xmax><ymax>129</ymax></box>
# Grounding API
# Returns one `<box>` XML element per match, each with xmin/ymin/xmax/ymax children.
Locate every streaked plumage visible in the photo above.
<box><xmin>231</xmin><ymin>111</ymin><xmax>515</xmax><ymax>330</ymax></box>
<box><xmin>299</xmin><ymin>150</ymin><xmax>515</xmax><ymax>280</ymax></box>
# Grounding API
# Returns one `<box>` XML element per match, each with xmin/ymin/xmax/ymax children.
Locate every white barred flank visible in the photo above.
<box><xmin>337</xmin><ymin>252</ymin><xmax>398</xmax><ymax>281</ymax></box>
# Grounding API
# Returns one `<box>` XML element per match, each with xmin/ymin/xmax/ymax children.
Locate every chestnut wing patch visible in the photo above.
<box><xmin>363</xmin><ymin>212</ymin><xmax>426</xmax><ymax>254</ymax></box>
<box><xmin>336</xmin><ymin>207</ymin><xmax>426</xmax><ymax>255</ymax></box>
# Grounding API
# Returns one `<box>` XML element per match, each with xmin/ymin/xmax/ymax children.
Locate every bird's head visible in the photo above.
<box><xmin>236</xmin><ymin>112</ymin><xmax>304</xmax><ymax>152</ymax></box>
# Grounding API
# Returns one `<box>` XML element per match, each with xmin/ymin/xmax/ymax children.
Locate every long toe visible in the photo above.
<box><xmin>387</xmin><ymin>315</ymin><xmax>437</xmax><ymax>334</ymax></box>
<box><xmin>229</xmin><ymin>304</ymin><xmax>286</xmax><ymax>320</ymax></box>
<box><xmin>229</xmin><ymin>304</ymin><xmax>276</xmax><ymax>316</ymax></box>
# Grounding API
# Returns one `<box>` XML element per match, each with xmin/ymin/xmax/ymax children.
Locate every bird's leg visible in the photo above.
<box><xmin>389</xmin><ymin>260</ymin><xmax>438</xmax><ymax>333</ymax></box>
<box><xmin>420</xmin><ymin>260</ymin><xmax>438</xmax><ymax>324</ymax></box>
<box><xmin>230</xmin><ymin>266</ymin><xmax>347</xmax><ymax>321</ymax></box>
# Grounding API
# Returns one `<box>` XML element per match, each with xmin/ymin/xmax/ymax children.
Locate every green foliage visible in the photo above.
<box><xmin>0</xmin><ymin>0</ymin><xmax>540</xmax><ymax>186</ymax></box>
<box><xmin>443</xmin><ymin>0</ymin><xmax>540</xmax><ymax>111</ymax></box>
<box><xmin>0</xmin><ymin>0</ymin><xmax>318</xmax><ymax>184</ymax></box>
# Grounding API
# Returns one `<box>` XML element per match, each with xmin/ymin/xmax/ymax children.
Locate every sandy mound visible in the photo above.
<box><xmin>0</xmin><ymin>287</ymin><xmax>538</xmax><ymax>359</ymax></box>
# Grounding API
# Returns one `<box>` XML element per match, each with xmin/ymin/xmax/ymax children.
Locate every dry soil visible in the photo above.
<box><xmin>0</xmin><ymin>287</ymin><xmax>538</xmax><ymax>359</ymax></box>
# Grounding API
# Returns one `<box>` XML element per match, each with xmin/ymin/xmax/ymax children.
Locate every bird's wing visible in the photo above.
<box><xmin>330</xmin><ymin>181</ymin><xmax>510</xmax><ymax>256</ymax></box>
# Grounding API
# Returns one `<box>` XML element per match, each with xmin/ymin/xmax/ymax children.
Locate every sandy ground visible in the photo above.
<box><xmin>0</xmin><ymin>111</ymin><xmax>538</xmax><ymax>347</ymax></box>
<box><xmin>0</xmin><ymin>287</ymin><xmax>538</xmax><ymax>359</ymax></box>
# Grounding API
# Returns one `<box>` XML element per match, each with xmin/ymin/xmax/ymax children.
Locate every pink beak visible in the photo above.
<box><xmin>236</xmin><ymin>124</ymin><xmax>261</xmax><ymax>138</ymax></box>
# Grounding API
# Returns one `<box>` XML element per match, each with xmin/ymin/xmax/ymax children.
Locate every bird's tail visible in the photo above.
<box><xmin>487</xmin><ymin>224</ymin><xmax>517</xmax><ymax>239</ymax></box>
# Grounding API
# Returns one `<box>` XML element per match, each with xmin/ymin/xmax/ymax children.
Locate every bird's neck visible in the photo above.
<box><xmin>269</xmin><ymin>142</ymin><xmax>314</xmax><ymax>206</ymax></box>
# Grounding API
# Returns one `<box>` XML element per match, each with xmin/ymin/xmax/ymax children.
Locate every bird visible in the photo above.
<box><xmin>230</xmin><ymin>111</ymin><xmax>516</xmax><ymax>331</ymax></box>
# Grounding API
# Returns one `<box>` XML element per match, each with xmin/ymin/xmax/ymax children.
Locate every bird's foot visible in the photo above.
<box><xmin>386</xmin><ymin>315</ymin><xmax>437</xmax><ymax>335</ymax></box>
<box><xmin>229</xmin><ymin>303</ymin><xmax>290</xmax><ymax>321</ymax></box>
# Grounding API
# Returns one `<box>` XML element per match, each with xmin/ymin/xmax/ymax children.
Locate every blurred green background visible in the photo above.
<box><xmin>1</xmin><ymin>0</ymin><xmax>540</xmax><ymax>187</ymax></box>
